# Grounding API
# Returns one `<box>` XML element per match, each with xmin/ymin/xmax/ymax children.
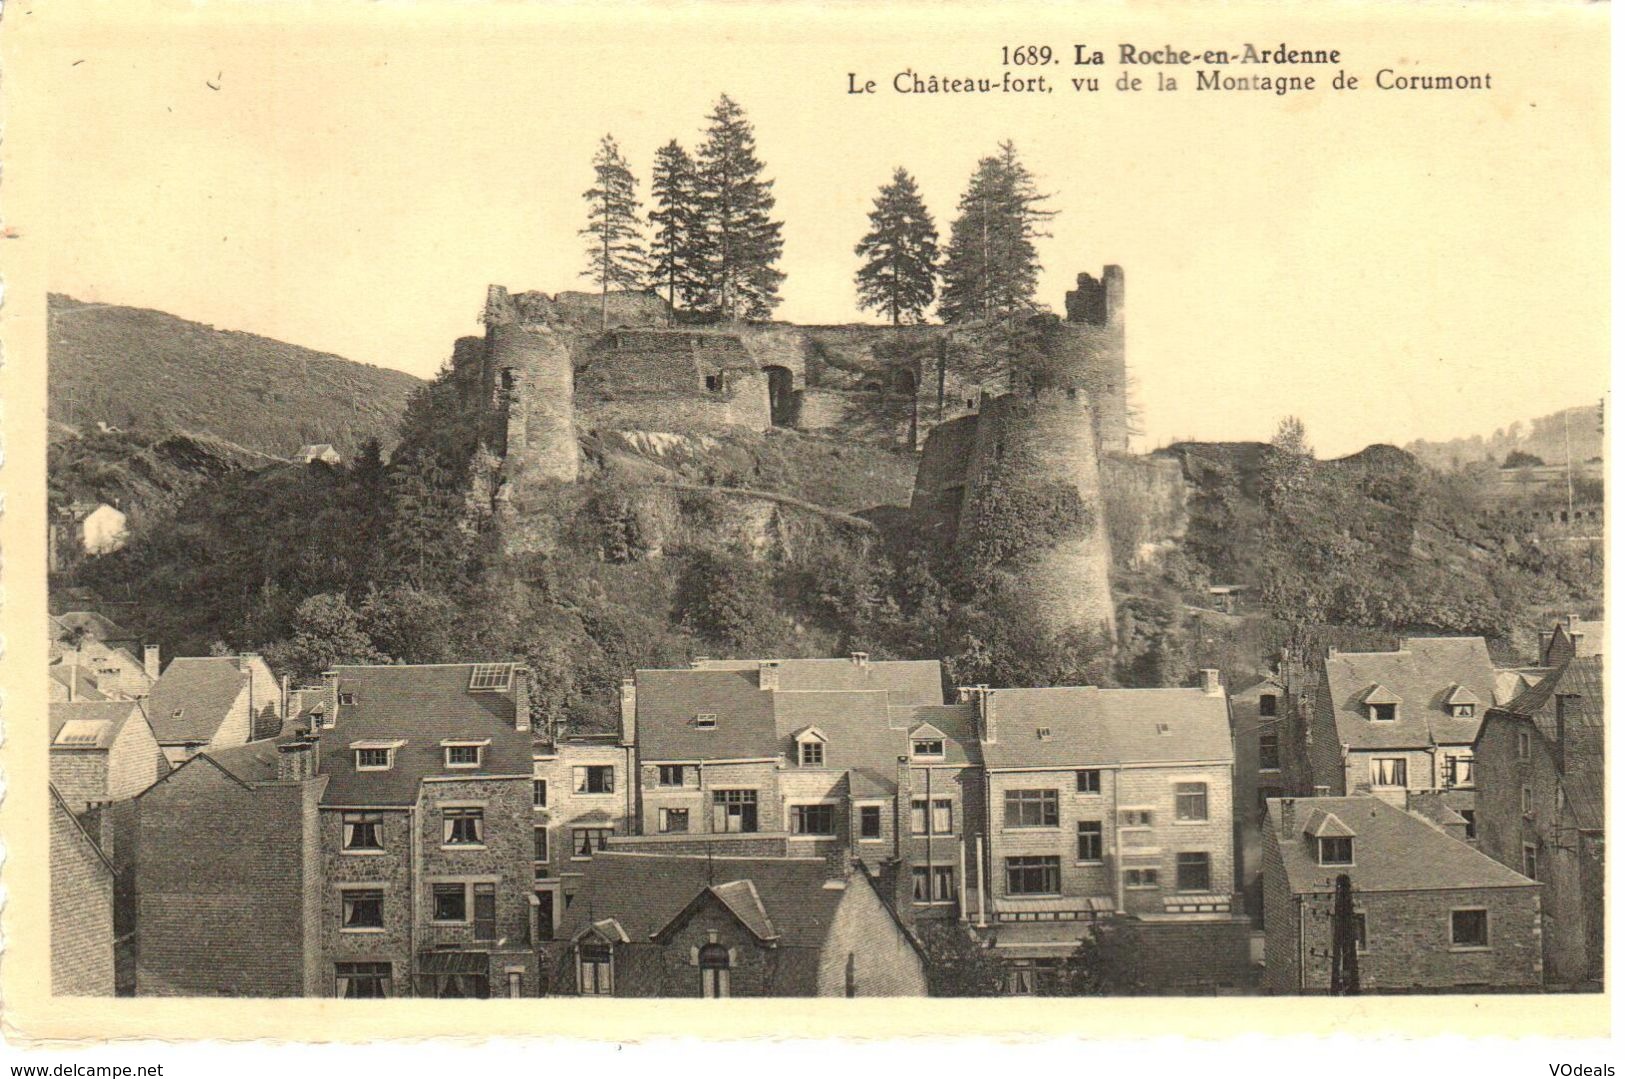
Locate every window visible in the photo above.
<box><xmin>1259</xmin><ymin>730</ymin><xmax>1281</xmax><ymax>771</ymax></box>
<box><xmin>799</xmin><ymin>740</ymin><xmax>825</xmax><ymax>766</ymax></box>
<box><xmin>473</xmin><ymin>883</ymin><xmax>496</xmax><ymax>941</ymax></box>
<box><xmin>342</xmin><ymin>812</ymin><xmax>383</xmax><ymax>851</ymax></box>
<box><xmin>1124</xmin><ymin>868</ymin><xmax>1160</xmax><ymax>889</ymax></box>
<box><xmin>532</xmin><ymin>779</ymin><xmax>549</xmax><ymax>807</ymax></box>
<box><xmin>1075</xmin><ymin>769</ymin><xmax>1101</xmax><ymax>794</ymax></box>
<box><xmin>1077</xmin><ymin>821</ymin><xmax>1103</xmax><ymax>862</ymax></box>
<box><xmin>432</xmin><ymin>883</ymin><xmax>467</xmax><ymax>922</ymax></box>
<box><xmin>1450</xmin><ymin>908</ymin><xmax>1489</xmax><ymax>949</ymax></box>
<box><xmin>698</xmin><ymin>943</ymin><xmax>730</xmax><ymax>998</ymax></box>
<box><xmin>1522</xmin><ymin>786</ymin><xmax>1535</xmax><ymax>816</ymax></box>
<box><xmin>1259</xmin><ymin>693</ymin><xmax>1278</xmax><ymax>717</ymax></box>
<box><xmin>341</xmin><ymin>888</ymin><xmax>384</xmax><ymax>930</ymax></box>
<box><xmin>1369</xmin><ymin>703</ymin><xmax>1397</xmax><ymax>722</ymax></box>
<box><xmin>1460</xmin><ymin>809</ymin><xmax>1477</xmax><ymax>840</ymax></box>
<box><xmin>335</xmin><ymin>962</ymin><xmax>391</xmax><ymax>998</ymax></box>
<box><xmin>860</xmin><ymin>806</ymin><xmax>882</xmax><ymax>839</ymax></box>
<box><xmin>1353</xmin><ymin>913</ymin><xmax>1368</xmax><ymax>953</ymax></box>
<box><xmin>1005</xmin><ymin>856</ymin><xmax>1061</xmax><ymax>896</ymax></box>
<box><xmin>338</xmin><ymin>691</ymin><xmax>357</xmax><ymax>707</ymax></box>
<box><xmin>912</xmin><ymin>799</ymin><xmax>953</xmax><ymax>835</ymax></box>
<box><xmin>1120</xmin><ymin>809</ymin><xmax>1153</xmax><ymax>828</ymax></box>
<box><xmin>573</xmin><ymin>827</ymin><xmax>613</xmax><ymax>857</ymax></box>
<box><xmin>1451</xmin><ymin>704</ymin><xmax>1475</xmax><ymax>719</ymax></box>
<box><xmin>912</xmin><ymin>738</ymin><xmax>945</xmax><ymax>759</ymax></box>
<box><xmin>712</xmin><ymin>789</ymin><xmax>758</xmax><ymax>833</ymax></box>
<box><xmin>704</xmin><ymin>374</ymin><xmax>722</xmax><ymax>392</ymax></box>
<box><xmin>533</xmin><ymin>825</ymin><xmax>550</xmax><ymax>863</ymax></box>
<box><xmin>1369</xmin><ymin>758</ymin><xmax>1408</xmax><ymax>788</ymax></box>
<box><xmin>442</xmin><ymin>807</ymin><xmax>484</xmax><ymax>847</ymax></box>
<box><xmin>468</xmin><ymin>663</ymin><xmax>514</xmax><ymax>692</ymax></box>
<box><xmin>1318</xmin><ymin>836</ymin><xmax>1354</xmax><ymax>865</ymax></box>
<box><xmin>578</xmin><ymin>942</ymin><xmax>613</xmax><ymax>995</ymax></box>
<box><xmin>444</xmin><ymin>744</ymin><xmax>482</xmax><ymax>769</ymax></box>
<box><xmin>1517</xmin><ymin>731</ymin><xmax>1531</xmax><ymax>760</ymax></box>
<box><xmin>657</xmin><ymin>765</ymin><xmax>686</xmax><ymax>787</ymax></box>
<box><xmin>1004</xmin><ymin>790</ymin><xmax>1060</xmax><ymax>828</ymax></box>
<box><xmin>1175</xmin><ymin>782</ymin><xmax>1209</xmax><ymax>821</ymax></box>
<box><xmin>695</xmin><ymin>713</ymin><xmax>718</xmax><ymax>730</ymax></box>
<box><xmin>355</xmin><ymin>748</ymin><xmax>392</xmax><ymax>771</ymax></box>
<box><xmin>1446</xmin><ymin>755</ymin><xmax>1474</xmax><ymax>789</ymax></box>
<box><xmin>1176</xmin><ymin>852</ymin><xmax>1212</xmax><ymax>892</ymax></box>
<box><xmin>1036</xmin><ymin>726</ymin><xmax>1053</xmax><ymax>741</ymax></box>
<box><xmin>791</xmin><ymin>804</ymin><xmax>837</xmax><ymax>836</ymax></box>
<box><xmin>659</xmin><ymin>807</ymin><xmax>690</xmax><ymax>834</ymax></box>
<box><xmin>573</xmin><ymin>765</ymin><xmax>615</xmax><ymax>794</ymax></box>
<box><xmin>1522</xmin><ymin>843</ymin><xmax>1539</xmax><ymax>880</ymax></box>
<box><xmin>508</xmin><ymin>972</ymin><xmax>523</xmax><ymax>999</ymax></box>
<box><xmin>913</xmin><ymin>866</ymin><xmax>954</xmax><ymax>904</ymax></box>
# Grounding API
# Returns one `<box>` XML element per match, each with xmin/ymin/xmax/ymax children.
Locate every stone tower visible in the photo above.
<box><xmin>483</xmin><ymin>284</ymin><xmax>579</xmax><ymax>488</ymax></box>
<box><xmin>1060</xmin><ymin>265</ymin><xmax>1128</xmax><ymax>453</ymax></box>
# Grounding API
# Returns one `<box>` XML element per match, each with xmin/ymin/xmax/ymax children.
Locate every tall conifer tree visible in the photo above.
<box><xmin>693</xmin><ymin>95</ymin><xmax>784</xmax><ymax>321</ymax></box>
<box><xmin>580</xmin><ymin>134</ymin><xmax>648</xmax><ymax>330</ymax></box>
<box><xmin>647</xmin><ymin>140</ymin><xmax>704</xmax><ymax>323</ymax></box>
<box><xmin>939</xmin><ymin>141</ymin><xmax>1055</xmax><ymax>323</ymax></box>
<box><xmin>854</xmin><ymin>167</ymin><xmax>940</xmax><ymax>325</ymax></box>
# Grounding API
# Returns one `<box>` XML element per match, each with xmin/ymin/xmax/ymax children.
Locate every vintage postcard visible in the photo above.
<box><xmin>0</xmin><ymin>0</ymin><xmax>1611</xmax><ymax>1048</ymax></box>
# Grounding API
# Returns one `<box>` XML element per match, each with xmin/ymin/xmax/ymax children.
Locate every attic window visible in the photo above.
<box><xmin>1450</xmin><ymin>704</ymin><xmax>1475</xmax><ymax>719</ymax></box>
<box><xmin>339</xmin><ymin>692</ymin><xmax>357</xmax><ymax>707</ymax></box>
<box><xmin>354</xmin><ymin>744</ymin><xmax>398</xmax><ymax>771</ymax></box>
<box><xmin>468</xmin><ymin>664</ymin><xmax>515</xmax><ymax>692</ymax></box>
<box><xmin>695</xmin><ymin>713</ymin><xmax>718</xmax><ymax>730</ymax></box>
<box><xmin>911</xmin><ymin>738</ymin><xmax>945</xmax><ymax>759</ymax></box>
<box><xmin>1368</xmin><ymin>703</ymin><xmax>1396</xmax><ymax>722</ymax></box>
<box><xmin>799</xmin><ymin>740</ymin><xmax>824</xmax><ymax>766</ymax></box>
<box><xmin>1155</xmin><ymin>723</ymin><xmax>1172</xmax><ymax>736</ymax></box>
<box><xmin>171</xmin><ymin>708</ymin><xmax>185</xmax><ymax>720</ymax></box>
<box><xmin>1318</xmin><ymin>836</ymin><xmax>1354</xmax><ymax>866</ymax></box>
<box><xmin>442</xmin><ymin>739</ymin><xmax>490</xmax><ymax>768</ymax></box>
<box><xmin>1036</xmin><ymin>727</ymin><xmax>1053</xmax><ymax>741</ymax></box>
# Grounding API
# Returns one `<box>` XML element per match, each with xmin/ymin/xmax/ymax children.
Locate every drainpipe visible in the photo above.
<box><xmin>957</xmin><ymin>836</ymin><xmax>968</xmax><ymax>922</ymax></box>
<box><xmin>975</xmin><ymin>834</ymin><xmax>988</xmax><ymax>928</ymax></box>
<box><xmin>409</xmin><ymin>802</ymin><xmax>421</xmax><ymax>997</ymax></box>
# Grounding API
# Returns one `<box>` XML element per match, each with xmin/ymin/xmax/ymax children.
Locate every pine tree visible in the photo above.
<box><xmin>939</xmin><ymin>141</ymin><xmax>1056</xmax><ymax>323</ymax></box>
<box><xmin>854</xmin><ymin>167</ymin><xmax>940</xmax><ymax>324</ymax></box>
<box><xmin>580</xmin><ymin>134</ymin><xmax>648</xmax><ymax>330</ymax></box>
<box><xmin>647</xmin><ymin>140</ymin><xmax>704</xmax><ymax>323</ymax></box>
<box><xmin>693</xmin><ymin>95</ymin><xmax>785</xmax><ymax>321</ymax></box>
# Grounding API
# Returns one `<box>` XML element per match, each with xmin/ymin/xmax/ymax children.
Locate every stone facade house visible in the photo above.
<box><xmin>1472</xmin><ymin>654</ymin><xmax>1603</xmax><ymax>987</ymax></box>
<box><xmin>971</xmin><ymin>673</ymin><xmax>1249</xmax><ymax>992</ymax></box>
<box><xmin>530</xmin><ymin>732</ymin><xmax>635</xmax><ymax>945</ymax></box>
<box><xmin>547</xmin><ymin>851</ymin><xmax>927</xmax><ymax>996</ymax></box>
<box><xmin>146</xmin><ymin>654</ymin><xmax>284</xmax><ymax>764</ymax></box>
<box><xmin>1540</xmin><ymin>616</ymin><xmax>1603</xmax><ymax>666</ymax></box>
<box><xmin>1230</xmin><ymin>674</ymin><xmax>1286</xmax><ymax>918</ymax></box>
<box><xmin>50</xmin><ymin>700</ymin><xmax>170</xmax><ymax>813</ymax></box>
<box><xmin>50</xmin><ymin>784</ymin><xmax>116</xmax><ymax>996</ymax></box>
<box><xmin>1261</xmin><ymin>795</ymin><xmax>1542</xmax><ymax>994</ymax></box>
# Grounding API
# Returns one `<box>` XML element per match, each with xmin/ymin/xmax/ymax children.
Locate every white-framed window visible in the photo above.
<box><xmin>1076</xmin><ymin>820</ymin><xmax>1103</xmax><ymax>862</ymax></box>
<box><xmin>1175</xmin><ymin>852</ymin><xmax>1212</xmax><ymax>892</ymax></box>
<box><xmin>339</xmin><ymin>691</ymin><xmax>358</xmax><ymax>707</ymax></box>
<box><xmin>1005</xmin><ymin>856</ymin><xmax>1060</xmax><ymax>896</ymax></box>
<box><xmin>1004</xmin><ymin>790</ymin><xmax>1059</xmax><ymax>828</ymax></box>
<box><xmin>911</xmin><ymin>738</ymin><xmax>945</xmax><ymax>759</ymax></box>
<box><xmin>790</xmin><ymin>804</ymin><xmax>837</xmax><ymax>836</ymax></box>
<box><xmin>431</xmin><ymin>882</ymin><xmax>468</xmax><ymax>923</ymax></box>
<box><xmin>1522</xmin><ymin>785</ymin><xmax>1535</xmax><ymax>816</ymax></box>
<box><xmin>573</xmin><ymin>827</ymin><xmax>613</xmax><ymax>858</ymax></box>
<box><xmin>533</xmin><ymin>779</ymin><xmax>549</xmax><ymax>808</ymax></box>
<box><xmin>340</xmin><ymin>887</ymin><xmax>384</xmax><ymax>931</ymax></box>
<box><xmin>443</xmin><ymin>742</ymin><xmax>486</xmax><ymax>769</ymax></box>
<box><xmin>1369</xmin><ymin>757</ymin><xmax>1407</xmax><ymax>788</ymax></box>
<box><xmin>468</xmin><ymin>663</ymin><xmax>515</xmax><ymax>692</ymax></box>
<box><xmin>442</xmin><ymin>806</ymin><xmax>484</xmax><ymax>847</ymax></box>
<box><xmin>1450</xmin><ymin>703</ymin><xmax>1475</xmax><ymax>719</ymax></box>
<box><xmin>858</xmin><ymin>804</ymin><xmax>883</xmax><ymax>840</ymax></box>
<box><xmin>533</xmin><ymin>825</ymin><xmax>550</xmax><ymax>864</ymax></box>
<box><xmin>573</xmin><ymin>765</ymin><xmax>615</xmax><ymax>795</ymax></box>
<box><xmin>1175</xmin><ymin>782</ymin><xmax>1209</xmax><ymax>822</ymax></box>
<box><xmin>657</xmin><ymin>765</ymin><xmax>686</xmax><ymax>787</ymax></box>
<box><xmin>911</xmin><ymin>865</ymin><xmax>955</xmax><ymax>904</ymax></box>
<box><xmin>694</xmin><ymin>713</ymin><xmax>718</xmax><ymax>730</ymax></box>
<box><xmin>1076</xmin><ymin>769</ymin><xmax>1101</xmax><ymax>793</ymax></box>
<box><xmin>1124</xmin><ymin>867</ymin><xmax>1159</xmax><ymax>889</ymax></box>
<box><xmin>1445</xmin><ymin>754</ymin><xmax>1475</xmax><ymax>789</ymax></box>
<box><xmin>342</xmin><ymin>811</ymin><xmax>384</xmax><ymax>851</ymax></box>
<box><xmin>911</xmin><ymin>799</ymin><xmax>952</xmax><ymax>836</ymax></box>
<box><xmin>1450</xmin><ymin>908</ymin><xmax>1490</xmax><ymax>950</ymax></box>
<box><xmin>1318</xmin><ymin>836</ymin><xmax>1353</xmax><ymax>865</ymax></box>
<box><xmin>578</xmin><ymin>942</ymin><xmax>613</xmax><ymax>995</ymax></box>
<box><xmin>799</xmin><ymin>740</ymin><xmax>825</xmax><ymax>766</ymax></box>
<box><xmin>352</xmin><ymin>742</ymin><xmax>401</xmax><ymax>771</ymax></box>
<box><xmin>1517</xmin><ymin>731</ymin><xmax>1531</xmax><ymax>759</ymax></box>
<box><xmin>712</xmin><ymin>789</ymin><xmax>758</xmax><ymax>833</ymax></box>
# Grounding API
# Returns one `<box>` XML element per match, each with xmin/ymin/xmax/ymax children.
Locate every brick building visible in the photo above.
<box><xmin>1229</xmin><ymin>674</ymin><xmax>1286</xmax><ymax>918</ymax></box>
<box><xmin>50</xmin><ymin>700</ymin><xmax>170</xmax><ymax>813</ymax></box>
<box><xmin>546</xmin><ymin>851</ymin><xmax>927</xmax><ymax>996</ymax></box>
<box><xmin>50</xmin><ymin>784</ymin><xmax>116</xmax><ymax>996</ymax></box>
<box><xmin>1261</xmin><ymin>795</ymin><xmax>1541</xmax><ymax>994</ymax></box>
<box><xmin>147</xmin><ymin>654</ymin><xmax>285</xmax><ymax>764</ymax></box>
<box><xmin>1472</xmin><ymin>654</ymin><xmax>1603</xmax><ymax>988</ymax></box>
<box><xmin>530</xmin><ymin>731</ymin><xmax>635</xmax><ymax>945</ymax></box>
<box><xmin>970</xmin><ymin>673</ymin><xmax>1248</xmax><ymax>992</ymax></box>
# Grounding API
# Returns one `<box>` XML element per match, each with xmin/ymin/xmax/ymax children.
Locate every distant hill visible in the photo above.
<box><xmin>48</xmin><ymin>294</ymin><xmax>424</xmax><ymax>459</ymax></box>
<box><xmin>1404</xmin><ymin>404</ymin><xmax>1604</xmax><ymax>471</ymax></box>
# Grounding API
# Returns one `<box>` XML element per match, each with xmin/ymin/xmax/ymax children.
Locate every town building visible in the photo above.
<box><xmin>1230</xmin><ymin>674</ymin><xmax>1286</xmax><ymax>917</ymax></box>
<box><xmin>530</xmin><ymin>729</ymin><xmax>635</xmax><ymax>945</ymax></box>
<box><xmin>48</xmin><ymin>632</ymin><xmax>158</xmax><ymax>702</ymax></box>
<box><xmin>970</xmin><ymin>672</ymin><xmax>1250</xmax><ymax>993</ymax></box>
<box><xmin>1298</xmin><ymin>638</ymin><xmax>1499</xmax><ymax>832</ymax></box>
<box><xmin>1540</xmin><ymin>615</ymin><xmax>1604</xmax><ymax>666</ymax></box>
<box><xmin>1261</xmin><ymin>795</ymin><xmax>1542</xmax><ymax>994</ymax></box>
<box><xmin>49</xmin><ymin>700</ymin><xmax>170</xmax><ymax>813</ymax></box>
<box><xmin>146</xmin><ymin>653</ymin><xmax>284</xmax><ymax>763</ymax></box>
<box><xmin>50</xmin><ymin>783</ymin><xmax>116</xmax><ymax>996</ymax></box>
<box><xmin>1472</xmin><ymin>654</ymin><xmax>1603</xmax><ymax>987</ymax></box>
<box><xmin>546</xmin><ymin>850</ymin><xmax>928</xmax><ymax>996</ymax></box>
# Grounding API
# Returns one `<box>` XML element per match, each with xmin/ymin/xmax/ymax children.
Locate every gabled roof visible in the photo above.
<box><xmin>692</xmin><ymin>657</ymin><xmax>945</xmax><ymax>706</ymax></box>
<box><xmin>50</xmin><ymin>700</ymin><xmax>146</xmax><ymax>749</ymax></box>
<box><xmin>146</xmin><ymin>657</ymin><xmax>251</xmax><ymax>744</ymax></box>
<box><xmin>202</xmin><ymin>735</ymin><xmax>301</xmax><ymax>784</ymax></box>
<box><xmin>775</xmin><ymin>694</ymin><xmax>980</xmax><ymax>795</ymax></box>
<box><xmin>1302</xmin><ymin>807</ymin><xmax>1355</xmax><ymax>839</ymax></box>
<box><xmin>1322</xmin><ymin>637</ymin><xmax>1498</xmax><ymax>750</ymax></box>
<box><xmin>978</xmin><ymin>687</ymin><xmax>1231</xmax><ymax>770</ymax></box>
<box><xmin>1360</xmin><ymin>684</ymin><xmax>1402</xmax><ymax>706</ymax></box>
<box><xmin>1443</xmin><ymin>684</ymin><xmax>1481</xmax><ymax>706</ymax></box>
<box><xmin>634</xmin><ymin>668</ymin><xmax>779</xmax><ymax>762</ymax></box>
<box><xmin>652</xmin><ymin>879</ymin><xmax>781</xmax><ymax>945</ymax></box>
<box><xmin>50</xmin><ymin>610</ymin><xmax>132</xmax><ymax>644</ymax></box>
<box><xmin>50</xmin><ymin>664</ymin><xmax>109</xmax><ymax>701</ymax></box>
<box><xmin>1267</xmin><ymin>796</ymin><xmax>1537</xmax><ymax>895</ymax></box>
<box><xmin>1486</xmin><ymin>655</ymin><xmax>1604</xmax><ymax>832</ymax></box>
<box><xmin>312</xmin><ymin>664</ymin><xmax>531</xmax><ymax>806</ymax></box>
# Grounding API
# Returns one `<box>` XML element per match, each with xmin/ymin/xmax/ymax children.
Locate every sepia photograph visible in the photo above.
<box><xmin>0</xmin><ymin>0</ymin><xmax>1612</xmax><ymax>1053</ymax></box>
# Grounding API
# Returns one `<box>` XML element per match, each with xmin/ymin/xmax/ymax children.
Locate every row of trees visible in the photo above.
<box><xmin>580</xmin><ymin>97</ymin><xmax>1059</xmax><ymax>328</ymax></box>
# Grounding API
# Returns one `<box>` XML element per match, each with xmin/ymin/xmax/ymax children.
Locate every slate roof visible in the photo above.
<box><xmin>978</xmin><ymin>687</ymin><xmax>1231</xmax><ymax>770</ymax></box>
<box><xmin>1322</xmin><ymin>637</ymin><xmax>1498</xmax><ymax>750</ymax></box>
<box><xmin>1492</xmin><ymin>655</ymin><xmax>1604</xmax><ymax>832</ymax></box>
<box><xmin>50</xmin><ymin>700</ymin><xmax>145</xmax><ymax>749</ymax></box>
<box><xmin>50</xmin><ymin>611</ymin><xmax>131</xmax><ymax>643</ymax></box>
<box><xmin>203</xmin><ymin>735</ymin><xmax>302</xmax><ymax>784</ymax></box>
<box><xmin>312</xmin><ymin>664</ymin><xmax>532</xmax><ymax>807</ymax></box>
<box><xmin>772</xmin><ymin>694</ymin><xmax>981</xmax><ymax>795</ymax></box>
<box><xmin>1267</xmin><ymin>796</ymin><xmax>1537</xmax><ymax>895</ymax></box>
<box><xmin>633</xmin><ymin>668</ymin><xmax>779</xmax><ymax>762</ymax></box>
<box><xmin>50</xmin><ymin>664</ymin><xmax>109</xmax><ymax>701</ymax></box>
<box><xmin>693</xmin><ymin>657</ymin><xmax>945</xmax><ymax>706</ymax></box>
<box><xmin>146</xmin><ymin>657</ymin><xmax>251</xmax><ymax>744</ymax></box>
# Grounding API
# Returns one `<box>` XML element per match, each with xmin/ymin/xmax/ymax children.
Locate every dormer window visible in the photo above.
<box><xmin>1036</xmin><ymin>727</ymin><xmax>1053</xmax><ymax>741</ymax></box>
<box><xmin>442</xmin><ymin>740</ymin><xmax>490</xmax><ymax>769</ymax></box>
<box><xmin>695</xmin><ymin>713</ymin><xmax>718</xmax><ymax>730</ymax></box>
<box><xmin>793</xmin><ymin>728</ymin><xmax>827</xmax><ymax>766</ymax></box>
<box><xmin>1362</xmin><ymin>684</ymin><xmax>1400</xmax><ymax>721</ymax></box>
<box><xmin>339</xmin><ymin>692</ymin><xmax>357</xmax><ymax>707</ymax></box>
<box><xmin>1318</xmin><ymin>836</ymin><xmax>1354</xmax><ymax>865</ymax></box>
<box><xmin>1444</xmin><ymin>685</ymin><xmax>1480</xmax><ymax>719</ymax></box>
<box><xmin>1450</xmin><ymin>704</ymin><xmax>1475</xmax><ymax>719</ymax></box>
<box><xmin>911</xmin><ymin>738</ymin><xmax>944</xmax><ymax>759</ymax></box>
<box><xmin>351</xmin><ymin>740</ymin><xmax>404</xmax><ymax>771</ymax></box>
<box><xmin>1368</xmin><ymin>703</ymin><xmax>1396</xmax><ymax>722</ymax></box>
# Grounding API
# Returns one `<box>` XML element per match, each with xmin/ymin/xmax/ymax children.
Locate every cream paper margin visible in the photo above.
<box><xmin>0</xmin><ymin>0</ymin><xmax>1610</xmax><ymax>1043</ymax></box>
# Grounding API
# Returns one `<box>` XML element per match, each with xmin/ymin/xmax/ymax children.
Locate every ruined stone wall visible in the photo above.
<box><xmin>485</xmin><ymin>286</ymin><xmax>579</xmax><ymax>486</ymax></box>
<box><xmin>1061</xmin><ymin>267</ymin><xmax>1128</xmax><ymax>453</ymax></box>
<box><xmin>1099</xmin><ymin>452</ymin><xmax>1189</xmax><ymax>569</ymax></box>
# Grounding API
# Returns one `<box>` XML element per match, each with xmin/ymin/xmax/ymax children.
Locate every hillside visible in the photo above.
<box><xmin>1404</xmin><ymin>404</ymin><xmax>1604</xmax><ymax>471</ymax></box>
<box><xmin>48</xmin><ymin>294</ymin><xmax>423</xmax><ymax>459</ymax></box>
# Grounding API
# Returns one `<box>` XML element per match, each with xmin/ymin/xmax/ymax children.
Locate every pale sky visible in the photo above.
<box><xmin>34</xmin><ymin>3</ymin><xmax>1609</xmax><ymax>457</ymax></box>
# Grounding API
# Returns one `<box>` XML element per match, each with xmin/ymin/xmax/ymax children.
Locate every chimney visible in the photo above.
<box><xmin>321</xmin><ymin>670</ymin><xmax>340</xmax><ymax>728</ymax></box>
<box><xmin>280</xmin><ymin>674</ymin><xmax>292</xmax><ymax>721</ymax></box>
<box><xmin>618</xmin><ymin>677</ymin><xmax>637</xmax><ymax>747</ymax></box>
<box><xmin>1200</xmin><ymin>668</ymin><xmax>1222</xmax><ymax>696</ymax></box>
<box><xmin>513</xmin><ymin>666</ymin><xmax>531</xmax><ymax>733</ymax></box>
<box><xmin>1278</xmin><ymin>797</ymin><xmax>1297</xmax><ymax>836</ymax></box>
<box><xmin>970</xmin><ymin>685</ymin><xmax>996</xmax><ymax>744</ymax></box>
<box><xmin>758</xmin><ymin>660</ymin><xmax>780</xmax><ymax>691</ymax></box>
<box><xmin>143</xmin><ymin>644</ymin><xmax>161</xmax><ymax>680</ymax></box>
<box><xmin>850</xmin><ymin>651</ymin><xmax>870</xmax><ymax>668</ymax></box>
<box><xmin>277</xmin><ymin>737</ymin><xmax>320</xmax><ymax>782</ymax></box>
